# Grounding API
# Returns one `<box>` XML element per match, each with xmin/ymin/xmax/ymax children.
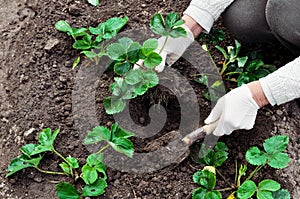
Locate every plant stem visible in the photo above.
<box><xmin>220</xmin><ymin>62</ymin><xmax>228</xmax><ymax>76</ymax></box>
<box><xmin>96</xmin><ymin>143</ymin><xmax>110</xmax><ymax>154</ymax></box>
<box><xmin>52</xmin><ymin>147</ymin><xmax>75</xmax><ymax>177</ymax></box>
<box><xmin>234</xmin><ymin>160</ymin><xmax>238</xmax><ymax>185</ymax></box>
<box><xmin>216</xmin><ymin>187</ymin><xmax>234</xmax><ymax>192</ymax></box>
<box><xmin>35</xmin><ymin>167</ymin><xmax>66</xmax><ymax>176</ymax></box>
<box><xmin>159</xmin><ymin>37</ymin><xmax>169</xmax><ymax>54</ymax></box>
<box><xmin>52</xmin><ymin>147</ymin><xmax>69</xmax><ymax>164</ymax></box>
<box><xmin>216</xmin><ymin>169</ymin><xmax>234</xmax><ymax>188</ymax></box>
<box><xmin>245</xmin><ymin>164</ymin><xmax>265</xmax><ymax>182</ymax></box>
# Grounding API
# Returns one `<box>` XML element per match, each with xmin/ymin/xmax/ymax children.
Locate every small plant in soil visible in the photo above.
<box><xmin>104</xmin><ymin>12</ymin><xmax>187</xmax><ymax>114</ymax></box>
<box><xmin>56</xmin><ymin>12</ymin><xmax>188</xmax><ymax>114</ymax></box>
<box><xmin>55</xmin><ymin>16</ymin><xmax>128</xmax><ymax>68</ymax></box>
<box><xmin>196</xmin><ymin>35</ymin><xmax>276</xmax><ymax>101</ymax></box>
<box><xmin>191</xmin><ymin>135</ymin><xmax>291</xmax><ymax>199</ymax></box>
<box><xmin>6</xmin><ymin>123</ymin><xmax>135</xmax><ymax>198</ymax></box>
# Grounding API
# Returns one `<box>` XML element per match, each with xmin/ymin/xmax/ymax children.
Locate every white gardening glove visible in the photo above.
<box><xmin>204</xmin><ymin>84</ymin><xmax>260</xmax><ymax>136</ymax></box>
<box><xmin>134</xmin><ymin>24</ymin><xmax>194</xmax><ymax>72</ymax></box>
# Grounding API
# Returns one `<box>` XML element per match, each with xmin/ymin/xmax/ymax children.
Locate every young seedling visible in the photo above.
<box><xmin>55</xmin><ymin>16</ymin><xmax>128</xmax><ymax>68</ymax></box>
<box><xmin>215</xmin><ymin>40</ymin><xmax>276</xmax><ymax>86</ymax></box>
<box><xmin>192</xmin><ymin>142</ymin><xmax>229</xmax><ymax>199</ymax></box>
<box><xmin>196</xmin><ymin>39</ymin><xmax>276</xmax><ymax>100</ymax></box>
<box><xmin>192</xmin><ymin>166</ymin><xmax>222</xmax><ymax>199</ymax></box>
<box><xmin>7</xmin><ymin>123</ymin><xmax>135</xmax><ymax>199</ymax></box>
<box><xmin>103</xmin><ymin>12</ymin><xmax>187</xmax><ymax>114</ymax></box>
<box><xmin>191</xmin><ymin>135</ymin><xmax>291</xmax><ymax>199</ymax></box>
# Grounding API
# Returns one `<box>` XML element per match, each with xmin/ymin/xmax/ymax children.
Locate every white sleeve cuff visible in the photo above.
<box><xmin>183</xmin><ymin>5</ymin><xmax>214</xmax><ymax>33</ymax></box>
<box><xmin>259</xmin><ymin>56</ymin><xmax>300</xmax><ymax>106</ymax></box>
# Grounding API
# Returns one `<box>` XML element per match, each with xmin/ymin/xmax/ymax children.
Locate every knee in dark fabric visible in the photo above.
<box><xmin>222</xmin><ymin>0</ymin><xmax>275</xmax><ymax>43</ymax></box>
<box><xmin>266</xmin><ymin>0</ymin><xmax>300</xmax><ymax>54</ymax></box>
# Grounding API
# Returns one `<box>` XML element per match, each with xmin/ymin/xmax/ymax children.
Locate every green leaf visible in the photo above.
<box><xmin>267</xmin><ymin>152</ymin><xmax>290</xmax><ymax>169</ymax></box>
<box><xmin>239</xmin><ymin>164</ymin><xmax>247</xmax><ymax>178</ymax></box>
<box><xmin>66</xmin><ymin>156</ymin><xmax>79</xmax><ymax>169</ymax></box>
<box><xmin>81</xmin><ymin>51</ymin><xmax>98</xmax><ymax>59</ymax></box>
<box><xmin>125</xmin><ymin>69</ymin><xmax>143</xmax><ymax>85</ymax></box>
<box><xmin>237</xmin><ymin>180</ymin><xmax>257</xmax><ymax>199</ymax></box>
<box><xmin>6</xmin><ymin>155</ymin><xmax>42</xmax><ymax>177</ymax></box>
<box><xmin>104</xmin><ymin>16</ymin><xmax>128</xmax><ymax>33</ymax></box>
<box><xmin>237</xmin><ymin>56</ymin><xmax>248</xmax><ymax>68</ymax></box>
<box><xmin>118</xmin><ymin>37</ymin><xmax>133</xmax><ymax>50</ymax></box>
<box><xmin>81</xmin><ymin>164</ymin><xmax>98</xmax><ymax>184</ymax></box>
<box><xmin>56</xmin><ymin>182</ymin><xmax>80</xmax><ymax>199</ymax></box>
<box><xmin>55</xmin><ymin>20</ymin><xmax>73</xmax><ymax>34</ymax></box>
<box><xmin>142</xmin><ymin>38</ymin><xmax>158</xmax><ymax>56</ymax></box>
<box><xmin>86</xmin><ymin>153</ymin><xmax>104</xmax><ymax>166</ymax></box>
<box><xmin>104</xmin><ymin>97</ymin><xmax>126</xmax><ymax>114</ymax></box>
<box><xmin>246</xmin><ymin>59</ymin><xmax>265</xmax><ymax>72</ymax></box>
<box><xmin>195</xmin><ymin>75</ymin><xmax>208</xmax><ymax>86</ymax></box>
<box><xmin>246</xmin><ymin>146</ymin><xmax>267</xmax><ymax>166</ymax></box>
<box><xmin>193</xmin><ymin>170</ymin><xmax>216</xmax><ymax>190</ymax></box>
<box><xmin>89</xmin><ymin>23</ymin><xmax>105</xmax><ymax>35</ymax></box>
<box><xmin>257</xmin><ymin>191</ymin><xmax>274</xmax><ymax>199</ymax></box>
<box><xmin>144</xmin><ymin>52</ymin><xmax>162</xmax><ymax>69</ymax></box>
<box><xmin>150</xmin><ymin>13</ymin><xmax>167</xmax><ymax>36</ymax></box>
<box><xmin>165</xmin><ymin>12</ymin><xmax>181</xmax><ymax>29</ymax></box>
<box><xmin>143</xmin><ymin>70</ymin><xmax>159</xmax><ymax>88</ymax></box>
<box><xmin>263</xmin><ymin>135</ymin><xmax>289</xmax><ymax>154</ymax></box>
<box><xmin>234</xmin><ymin>40</ymin><xmax>242</xmax><ymax>56</ymax></box>
<box><xmin>215</xmin><ymin>46</ymin><xmax>229</xmax><ymax>59</ymax></box>
<box><xmin>198</xmin><ymin>142</ymin><xmax>228</xmax><ymax>168</ymax></box>
<box><xmin>85</xmin><ymin>153</ymin><xmax>107</xmax><ymax>179</ymax></box>
<box><xmin>109</xmin><ymin>137</ymin><xmax>134</xmax><ymax>158</ymax></box>
<box><xmin>20</xmin><ymin>144</ymin><xmax>36</xmax><ymax>157</ymax></box>
<box><xmin>39</xmin><ymin>128</ymin><xmax>59</xmax><ymax>146</ymax></box>
<box><xmin>204</xmin><ymin>190</ymin><xmax>222</xmax><ymax>199</ymax></box>
<box><xmin>111</xmin><ymin>123</ymin><xmax>135</xmax><ymax>139</ymax></box>
<box><xmin>82</xmin><ymin>178</ymin><xmax>107</xmax><ymax>196</ymax></box>
<box><xmin>272</xmin><ymin>189</ymin><xmax>291</xmax><ymax>199</ymax></box>
<box><xmin>73</xmin><ymin>39</ymin><xmax>91</xmax><ymax>50</ymax></box>
<box><xmin>258</xmin><ymin>179</ymin><xmax>280</xmax><ymax>192</ymax></box>
<box><xmin>192</xmin><ymin>187</ymin><xmax>207</xmax><ymax>199</ymax></box>
<box><xmin>237</xmin><ymin>73</ymin><xmax>257</xmax><ymax>86</ymax></box>
<box><xmin>199</xmin><ymin>28</ymin><xmax>225</xmax><ymax>44</ymax></box>
<box><xmin>169</xmin><ymin>27</ymin><xmax>187</xmax><ymax>38</ymax></box>
<box><xmin>133</xmin><ymin>83</ymin><xmax>149</xmax><ymax>95</ymax></box>
<box><xmin>253</xmin><ymin>69</ymin><xmax>271</xmax><ymax>79</ymax></box>
<box><xmin>106</xmin><ymin>43</ymin><xmax>126</xmax><ymax>61</ymax></box>
<box><xmin>30</xmin><ymin>145</ymin><xmax>52</xmax><ymax>156</ymax></box>
<box><xmin>114</xmin><ymin>62</ymin><xmax>131</xmax><ymax>75</ymax></box>
<box><xmin>73</xmin><ymin>56</ymin><xmax>80</xmax><ymax>69</ymax></box>
<box><xmin>127</xmin><ymin>42</ymin><xmax>141</xmax><ymax>63</ymax></box>
<box><xmin>87</xmin><ymin>0</ymin><xmax>99</xmax><ymax>6</ymax></box>
<box><xmin>72</xmin><ymin>27</ymin><xmax>88</xmax><ymax>37</ymax></box>
<box><xmin>59</xmin><ymin>162</ymin><xmax>71</xmax><ymax>175</ymax></box>
<box><xmin>84</xmin><ymin>126</ymin><xmax>111</xmax><ymax>145</ymax></box>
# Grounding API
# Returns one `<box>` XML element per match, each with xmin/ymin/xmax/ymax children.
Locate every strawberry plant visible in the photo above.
<box><xmin>103</xmin><ymin>12</ymin><xmax>187</xmax><ymax>114</ymax></box>
<box><xmin>55</xmin><ymin>16</ymin><xmax>128</xmax><ymax>68</ymax></box>
<box><xmin>215</xmin><ymin>40</ymin><xmax>277</xmax><ymax>86</ymax></box>
<box><xmin>191</xmin><ymin>135</ymin><xmax>291</xmax><ymax>199</ymax></box>
<box><xmin>6</xmin><ymin>124</ymin><xmax>135</xmax><ymax>199</ymax></box>
<box><xmin>196</xmin><ymin>38</ymin><xmax>276</xmax><ymax>101</ymax></box>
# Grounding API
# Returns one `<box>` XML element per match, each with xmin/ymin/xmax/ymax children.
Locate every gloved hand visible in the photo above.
<box><xmin>134</xmin><ymin>24</ymin><xmax>194</xmax><ymax>72</ymax></box>
<box><xmin>204</xmin><ymin>84</ymin><xmax>260</xmax><ymax>136</ymax></box>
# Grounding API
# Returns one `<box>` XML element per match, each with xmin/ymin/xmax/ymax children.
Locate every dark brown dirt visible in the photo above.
<box><xmin>0</xmin><ymin>0</ymin><xmax>299</xmax><ymax>199</ymax></box>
